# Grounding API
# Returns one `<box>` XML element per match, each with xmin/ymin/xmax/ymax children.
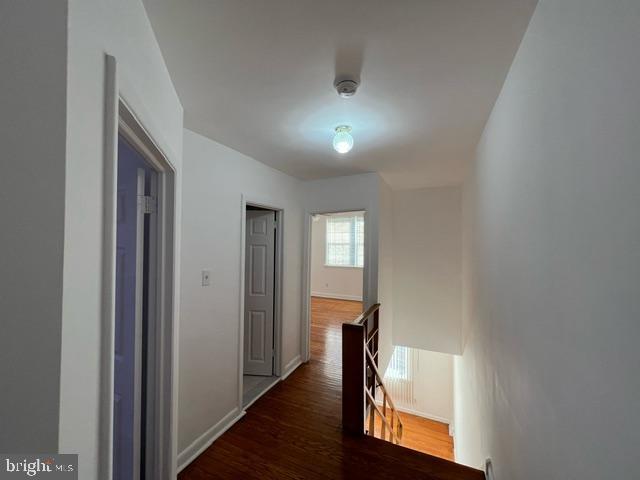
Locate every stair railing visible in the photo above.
<box><xmin>342</xmin><ymin>303</ymin><xmax>403</xmax><ymax>444</ymax></box>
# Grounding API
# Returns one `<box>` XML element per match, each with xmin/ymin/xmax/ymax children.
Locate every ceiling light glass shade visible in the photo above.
<box><xmin>333</xmin><ymin>125</ymin><xmax>354</xmax><ymax>154</ymax></box>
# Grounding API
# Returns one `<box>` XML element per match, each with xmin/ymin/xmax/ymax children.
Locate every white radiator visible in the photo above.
<box><xmin>383</xmin><ymin>345</ymin><xmax>418</xmax><ymax>408</ymax></box>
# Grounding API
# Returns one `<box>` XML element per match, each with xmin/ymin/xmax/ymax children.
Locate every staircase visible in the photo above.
<box><xmin>342</xmin><ymin>304</ymin><xmax>485</xmax><ymax>480</ymax></box>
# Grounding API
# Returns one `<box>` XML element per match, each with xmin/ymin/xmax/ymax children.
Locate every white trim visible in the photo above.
<box><xmin>280</xmin><ymin>355</ymin><xmax>303</xmax><ymax>380</ymax></box>
<box><xmin>323</xmin><ymin>264</ymin><xmax>364</xmax><ymax>269</ymax></box>
<box><xmin>273</xmin><ymin>209</ymin><xmax>284</xmax><ymax>377</ymax></box>
<box><xmin>302</xmin><ymin>212</ymin><xmax>313</xmax><ymax>363</ymax></box>
<box><xmin>99</xmin><ymin>54</ymin><xmax>118</xmax><ymax>480</ymax></box>
<box><xmin>319</xmin><ymin>210</ymin><xmax>366</xmax><ymax>218</ymax></box>
<box><xmin>311</xmin><ymin>292</ymin><xmax>363</xmax><ymax>302</ymax></box>
<box><xmin>243</xmin><ymin>377</ymin><xmax>281</xmax><ymax>410</ymax></box>
<box><xmin>100</xmin><ymin>54</ymin><xmax>179</xmax><ymax>480</ymax></box>
<box><xmin>376</xmin><ymin>401</ymin><xmax>451</xmax><ymax>426</ymax></box>
<box><xmin>238</xmin><ymin>195</ymin><xmax>286</xmax><ymax>414</ymax></box>
<box><xmin>453</xmin><ymin>438</ymin><xmax>460</xmax><ymax>464</ymax></box>
<box><xmin>176</xmin><ymin>408</ymin><xmax>246</xmax><ymax>473</ymax></box>
<box><xmin>398</xmin><ymin>407</ymin><xmax>450</xmax><ymax>426</ymax></box>
<box><xmin>237</xmin><ymin>201</ymin><xmax>246</xmax><ymax>414</ymax></box>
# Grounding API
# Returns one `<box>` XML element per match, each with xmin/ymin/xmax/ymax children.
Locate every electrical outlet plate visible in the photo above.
<box><xmin>202</xmin><ymin>270</ymin><xmax>211</xmax><ymax>286</ymax></box>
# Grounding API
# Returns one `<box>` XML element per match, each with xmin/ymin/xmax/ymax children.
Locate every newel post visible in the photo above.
<box><xmin>342</xmin><ymin>322</ymin><xmax>365</xmax><ymax>435</ymax></box>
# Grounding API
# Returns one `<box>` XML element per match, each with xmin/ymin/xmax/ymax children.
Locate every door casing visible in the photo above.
<box><xmin>100</xmin><ymin>54</ymin><xmax>178</xmax><ymax>480</ymax></box>
<box><xmin>301</xmin><ymin>209</ymin><xmax>369</xmax><ymax>363</ymax></box>
<box><xmin>238</xmin><ymin>196</ymin><xmax>285</xmax><ymax>412</ymax></box>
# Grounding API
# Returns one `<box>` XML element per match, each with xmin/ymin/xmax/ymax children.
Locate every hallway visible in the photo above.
<box><xmin>178</xmin><ymin>297</ymin><xmax>481</xmax><ymax>479</ymax></box>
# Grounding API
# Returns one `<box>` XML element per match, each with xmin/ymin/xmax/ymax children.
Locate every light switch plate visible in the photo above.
<box><xmin>201</xmin><ymin>270</ymin><xmax>211</xmax><ymax>286</ymax></box>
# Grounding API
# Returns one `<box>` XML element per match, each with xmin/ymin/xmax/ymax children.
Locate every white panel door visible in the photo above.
<box><xmin>244</xmin><ymin>210</ymin><xmax>276</xmax><ymax>376</ymax></box>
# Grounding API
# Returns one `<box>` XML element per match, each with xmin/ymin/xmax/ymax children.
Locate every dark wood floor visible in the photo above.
<box><xmin>178</xmin><ymin>297</ymin><xmax>484</xmax><ymax>480</ymax></box>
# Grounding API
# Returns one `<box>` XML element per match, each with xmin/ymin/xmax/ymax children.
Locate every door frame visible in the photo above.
<box><xmin>100</xmin><ymin>55</ymin><xmax>178</xmax><ymax>480</ymax></box>
<box><xmin>237</xmin><ymin>195</ymin><xmax>285</xmax><ymax>412</ymax></box>
<box><xmin>301</xmin><ymin>209</ymin><xmax>369</xmax><ymax>363</ymax></box>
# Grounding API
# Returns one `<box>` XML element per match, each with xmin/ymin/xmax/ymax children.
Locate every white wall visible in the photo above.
<box><xmin>0</xmin><ymin>0</ymin><xmax>68</xmax><ymax>452</ymax></box>
<box><xmin>58</xmin><ymin>0</ymin><xmax>184</xmax><ymax>478</ymax></box>
<box><xmin>310</xmin><ymin>214</ymin><xmax>364</xmax><ymax>301</ymax></box>
<box><xmin>377</xmin><ymin>177</ymin><xmax>395</xmax><ymax>373</ymax></box>
<box><xmin>411</xmin><ymin>349</ymin><xmax>454</xmax><ymax>424</ymax></box>
<box><xmin>454</xmin><ymin>1</ymin><xmax>640</xmax><ymax>478</ymax></box>
<box><xmin>178</xmin><ymin>129</ymin><xmax>303</xmax><ymax>466</ymax></box>
<box><xmin>413</xmin><ymin>350</ymin><xmax>453</xmax><ymax>424</ymax></box>
<box><xmin>392</xmin><ymin>187</ymin><xmax>463</xmax><ymax>355</ymax></box>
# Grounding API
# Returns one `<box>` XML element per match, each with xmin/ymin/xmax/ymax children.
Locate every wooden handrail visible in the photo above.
<box><xmin>352</xmin><ymin>303</ymin><xmax>381</xmax><ymax>325</ymax></box>
<box><xmin>342</xmin><ymin>302</ymin><xmax>404</xmax><ymax>446</ymax></box>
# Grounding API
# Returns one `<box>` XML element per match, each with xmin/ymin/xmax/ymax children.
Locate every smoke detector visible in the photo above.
<box><xmin>335</xmin><ymin>79</ymin><xmax>359</xmax><ymax>98</ymax></box>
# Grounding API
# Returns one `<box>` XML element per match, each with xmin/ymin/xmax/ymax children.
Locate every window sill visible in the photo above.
<box><xmin>324</xmin><ymin>264</ymin><xmax>364</xmax><ymax>269</ymax></box>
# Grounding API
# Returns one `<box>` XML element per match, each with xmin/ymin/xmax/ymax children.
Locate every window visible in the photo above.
<box><xmin>325</xmin><ymin>214</ymin><xmax>364</xmax><ymax>267</ymax></box>
<box><xmin>384</xmin><ymin>345</ymin><xmax>416</xmax><ymax>406</ymax></box>
<box><xmin>386</xmin><ymin>346</ymin><xmax>410</xmax><ymax>380</ymax></box>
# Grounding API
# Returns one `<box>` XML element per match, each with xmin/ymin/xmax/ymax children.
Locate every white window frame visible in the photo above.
<box><xmin>324</xmin><ymin>214</ymin><xmax>364</xmax><ymax>268</ymax></box>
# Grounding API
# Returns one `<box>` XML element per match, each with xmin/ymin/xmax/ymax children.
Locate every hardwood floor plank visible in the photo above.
<box><xmin>179</xmin><ymin>297</ymin><xmax>483</xmax><ymax>480</ymax></box>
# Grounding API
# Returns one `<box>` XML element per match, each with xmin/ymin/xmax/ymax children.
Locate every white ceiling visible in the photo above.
<box><xmin>143</xmin><ymin>0</ymin><xmax>537</xmax><ymax>189</ymax></box>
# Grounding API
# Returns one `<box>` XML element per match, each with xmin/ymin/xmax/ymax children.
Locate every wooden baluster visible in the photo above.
<box><xmin>373</xmin><ymin>308</ymin><xmax>379</xmax><ymax>369</ymax></box>
<box><xmin>389</xmin><ymin>400</ymin><xmax>396</xmax><ymax>439</ymax></box>
<box><xmin>381</xmin><ymin>394</ymin><xmax>387</xmax><ymax>440</ymax></box>
<box><xmin>368</xmin><ymin>396</ymin><xmax>375</xmax><ymax>436</ymax></box>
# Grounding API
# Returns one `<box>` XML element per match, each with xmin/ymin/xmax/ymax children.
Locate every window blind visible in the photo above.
<box><xmin>325</xmin><ymin>214</ymin><xmax>364</xmax><ymax>267</ymax></box>
<box><xmin>384</xmin><ymin>346</ymin><xmax>417</xmax><ymax>407</ymax></box>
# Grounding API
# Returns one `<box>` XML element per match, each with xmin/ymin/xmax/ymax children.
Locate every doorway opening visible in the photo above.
<box><xmin>108</xmin><ymin>100</ymin><xmax>177</xmax><ymax>480</ymax></box>
<box><xmin>113</xmin><ymin>134</ymin><xmax>158</xmax><ymax>480</ymax></box>
<box><xmin>241</xmin><ymin>204</ymin><xmax>284</xmax><ymax>408</ymax></box>
<box><xmin>307</xmin><ymin>211</ymin><xmax>366</xmax><ymax>360</ymax></box>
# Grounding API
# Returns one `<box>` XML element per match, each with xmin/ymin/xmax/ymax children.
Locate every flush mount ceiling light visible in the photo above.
<box><xmin>333</xmin><ymin>125</ymin><xmax>354</xmax><ymax>154</ymax></box>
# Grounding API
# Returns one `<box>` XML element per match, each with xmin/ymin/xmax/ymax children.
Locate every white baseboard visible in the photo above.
<box><xmin>376</xmin><ymin>402</ymin><xmax>451</xmax><ymax>428</ymax></box>
<box><xmin>177</xmin><ymin>357</ymin><xmax>304</xmax><ymax>474</ymax></box>
<box><xmin>281</xmin><ymin>355</ymin><xmax>302</xmax><ymax>380</ymax></box>
<box><xmin>398</xmin><ymin>406</ymin><xmax>451</xmax><ymax>426</ymax></box>
<box><xmin>311</xmin><ymin>292</ymin><xmax>363</xmax><ymax>302</ymax></box>
<box><xmin>177</xmin><ymin>407</ymin><xmax>246</xmax><ymax>473</ymax></box>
